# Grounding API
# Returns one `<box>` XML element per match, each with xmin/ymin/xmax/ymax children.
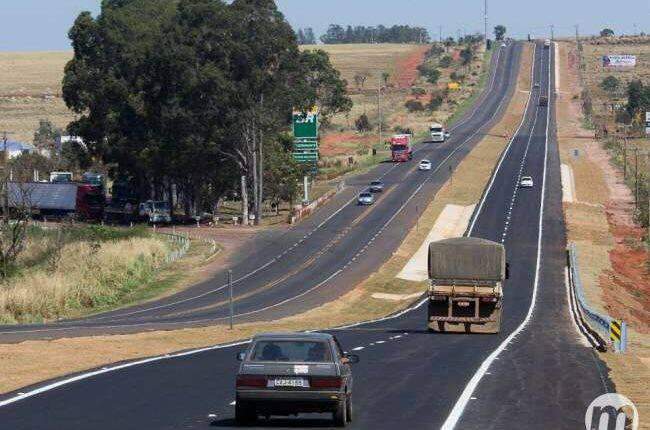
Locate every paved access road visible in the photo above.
<box><xmin>0</xmin><ymin>42</ymin><xmax>611</xmax><ymax>430</ymax></box>
<box><xmin>0</xmin><ymin>42</ymin><xmax>521</xmax><ymax>342</ymax></box>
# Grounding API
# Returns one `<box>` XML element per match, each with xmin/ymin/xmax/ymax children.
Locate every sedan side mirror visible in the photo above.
<box><xmin>236</xmin><ymin>351</ymin><xmax>246</xmax><ymax>362</ymax></box>
<box><xmin>343</xmin><ymin>354</ymin><xmax>360</xmax><ymax>364</ymax></box>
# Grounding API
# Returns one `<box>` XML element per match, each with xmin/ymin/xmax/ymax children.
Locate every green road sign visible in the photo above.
<box><xmin>293</xmin><ymin>109</ymin><xmax>319</xmax><ymax>139</ymax></box>
<box><xmin>293</xmin><ymin>108</ymin><xmax>319</xmax><ymax>166</ymax></box>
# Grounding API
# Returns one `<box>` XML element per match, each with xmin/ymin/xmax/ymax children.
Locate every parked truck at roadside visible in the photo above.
<box><xmin>390</xmin><ymin>134</ymin><xmax>413</xmax><ymax>162</ymax></box>
<box><xmin>427</xmin><ymin>237</ymin><xmax>508</xmax><ymax>334</ymax></box>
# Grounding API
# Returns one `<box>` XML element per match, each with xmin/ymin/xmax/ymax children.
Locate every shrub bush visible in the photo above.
<box><xmin>405</xmin><ymin>100</ymin><xmax>425</xmax><ymax>112</ymax></box>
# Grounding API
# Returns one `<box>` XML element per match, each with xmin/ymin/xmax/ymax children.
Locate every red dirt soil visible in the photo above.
<box><xmin>394</xmin><ymin>46</ymin><xmax>429</xmax><ymax>89</ymax></box>
<box><xmin>320</xmin><ymin>132</ymin><xmax>376</xmax><ymax>157</ymax></box>
<box><xmin>593</xmin><ymin>157</ymin><xmax>650</xmax><ymax>333</ymax></box>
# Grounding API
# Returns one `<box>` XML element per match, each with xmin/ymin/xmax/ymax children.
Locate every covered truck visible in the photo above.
<box><xmin>427</xmin><ymin>237</ymin><xmax>508</xmax><ymax>333</ymax></box>
<box><xmin>390</xmin><ymin>134</ymin><xmax>413</xmax><ymax>162</ymax></box>
<box><xmin>7</xmin><ymin>182</ymin><xmax>105</xmax><ymax>221</ymax></box>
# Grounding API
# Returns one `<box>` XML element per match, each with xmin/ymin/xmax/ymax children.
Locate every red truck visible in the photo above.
<box><xmin>390</xmin><ymin>134</ymin><xmax>413</xmax><ymax>162</ymax></box>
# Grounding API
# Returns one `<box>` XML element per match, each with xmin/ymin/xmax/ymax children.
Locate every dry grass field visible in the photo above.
<box><xmin>0</xmin><ymin>51</ymin><xmax>74</xmax><ymax>143</ymax></box>
<box><xmin>557</xmin><ymin>41</ymin><xmax>650</xmax><ymax>419</ymax></box>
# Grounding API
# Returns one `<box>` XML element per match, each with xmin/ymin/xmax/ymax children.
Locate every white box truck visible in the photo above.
<box><xmin>429</xmin><ymin>123</ymin><xmax>449</xmax><ymax>143</ymax></box>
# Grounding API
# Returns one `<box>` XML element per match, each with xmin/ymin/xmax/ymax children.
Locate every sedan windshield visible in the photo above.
<box><xmin>250</xmin><ymin>340</ymin><xmax>332</xmax><ymax>362</ymax></box>
<box><xmin>360</xmin><ymin>193</ymin><xmax>372</xmax><ymax>198</ymax></box>
<box><xmin>371</xmin><ymin>181</ymin><xmax>382</xmax><ymax>186</ymax></box>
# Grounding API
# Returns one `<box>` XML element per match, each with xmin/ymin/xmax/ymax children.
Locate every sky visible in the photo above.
<box><xmin>0</xmin><ymin>0</ymin><xmax>647</xmax><ymax>51</ymax></box>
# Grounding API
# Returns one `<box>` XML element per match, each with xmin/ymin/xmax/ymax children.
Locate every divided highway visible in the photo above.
<box><xmin>0</xmin><ymin>42</ymin><xmax>522</xmax><ymax>342</ymax></box>
<box><xmin>0</xmin><ymin>42</ymin><xmax>611</xmax><ymax>430</ymax></box>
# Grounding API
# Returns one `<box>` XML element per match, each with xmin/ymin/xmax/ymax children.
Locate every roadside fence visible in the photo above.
<box><xmin>567</xmin><ymin>243</ymin><xmax>627</xmax><ymax>353</ymax></box>
<box><xmin>158</xmin><ymin>232</ymin><xmax>191</xmax><ymax>263</ymax></box>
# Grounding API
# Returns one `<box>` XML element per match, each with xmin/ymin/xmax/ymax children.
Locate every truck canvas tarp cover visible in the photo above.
<box><xmin>428</xmin><ymin>237</ymin><xmax>505</xmax><ymax>282</ymax></box>
<box><xmin>8</xmin><ymin>182</ymin><xmax>77</xmax><ymax>211</ymax></box>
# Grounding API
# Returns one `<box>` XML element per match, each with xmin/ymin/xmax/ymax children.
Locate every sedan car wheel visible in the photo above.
<box><xmin>235</xmin><ymin>399</ymin><xmax>256</xmax><ymax>425</ymax></box>
<box><xmin>346</xmin><ymin>394</ymin><xmax>353</xmax><ymax>422</ymax></box>
<box><xmin>333</xmin><ymin>397</ymin><xmax>347</xmax><ymax>427</ymax></box>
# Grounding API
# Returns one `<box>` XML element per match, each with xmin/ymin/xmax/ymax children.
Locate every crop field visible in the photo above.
<box><xmin>0</xmin><ymin>51</ymin><xmax>74</xmax><ymax>143</ymax></box>
<box><xmin>0</xmin><ymin>44</ymin><xmax>487</xmax><ymax>183</ymax></box>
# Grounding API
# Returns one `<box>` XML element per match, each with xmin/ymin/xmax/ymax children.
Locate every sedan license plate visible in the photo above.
<box><xmin>269</xmin><ymin>377</ymin><xmax>309</xmax><ymax>388</ymax></box>
<box><xmin>457</xmin><ymin>301</ymin><xmax>471</xmax><ymax>307</ymax></box>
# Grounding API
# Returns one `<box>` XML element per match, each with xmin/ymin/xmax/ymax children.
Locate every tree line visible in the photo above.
<box><xmin>62</xmin><ymin>0</ymin><xmax>351</xmax><ymax>225</ymax></box>
<box><xmin>320</xmin><ymin>24</ymin><xmax>430</xmax><ymax>44</ymax></box>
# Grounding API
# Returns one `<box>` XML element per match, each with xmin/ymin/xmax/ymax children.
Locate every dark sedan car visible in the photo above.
<box><xmin>235</xmin><ymin>332</ymin><xmax>359</xmax><ymax>426</ymax></box>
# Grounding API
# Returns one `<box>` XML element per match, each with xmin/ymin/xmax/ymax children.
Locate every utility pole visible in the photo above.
<box><xmin>228</xmin><ymin>270</ymin><xmax>234</xmax><ymax>329</ymax></box>
<box><xmin>439</xmin><ymin>25</ymin><xmax>443</xmax><ymax>44</ymax></box>
<box><xmin>634</xmin><ymin>147</ymin><xmax>639</xmax><ymax>209</ymax></box>
<box><xmin>484</xmin><ymin>0</ymin><xmax>488</xmax><ymax>48</ymax></box>
<box><xmin>550</xmin><ymin>24</ymin><xmax>555</xmax><ymax>41</ymax></box>
<box><xmin>378</xmin><ymin>72</ymin><xmax>383</xmax><ymax>151</ymax></box>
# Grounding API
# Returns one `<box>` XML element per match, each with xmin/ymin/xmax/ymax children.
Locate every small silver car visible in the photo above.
<box><xmin>357</xmin><ymin>192</ymin><xmax>375</xmax><ymax>205</ymax></box>
<box><xmin>369</xmin><ymin>180</ymin><xmax>384</xmax><ymax>193</ymax></box>
<box><xmin>235</xmin><ymin>333</ymin><xmax>359</xmax><ymax>426</ymax></box>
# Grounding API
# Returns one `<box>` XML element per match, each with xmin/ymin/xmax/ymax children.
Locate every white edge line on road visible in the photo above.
<box><xmin>565</xmin><ymin>268</ymin><xmax>594</xmax><ymax>347</ymax></box>
<box><xmin>0</xmin><ymin>45</ymin><xmax>511</xmax><ymax>407</ymax></box>
<box><xmin>467</xmin><ymin>43</ymin><xmax>536</xmax><ymax>236</ymax></box>
<box><xmin>441</xmin><ymin>41</ymin><xmax>551</xmax><ymax>430</ymax></box>
<box><xmin>0</xmin><ymin>339</ymin><xmax>250</xmax><ymax>408</ymax></box>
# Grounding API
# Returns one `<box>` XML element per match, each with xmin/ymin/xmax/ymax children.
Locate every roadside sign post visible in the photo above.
<box><xmin>228</xmin><ymin>270</ymin><xmax>233</xmax><ymax>329</ymax></box>
<box><xmin>292</xmin><ymin>108</ymin><xmax>319</xmax><ymax>171</ymax></box>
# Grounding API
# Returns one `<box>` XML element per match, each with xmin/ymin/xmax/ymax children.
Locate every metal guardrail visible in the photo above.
<box><xmin>567</xmin><ymin>243</ymin><xmax>627</xmax><ymax>353</ymax></box>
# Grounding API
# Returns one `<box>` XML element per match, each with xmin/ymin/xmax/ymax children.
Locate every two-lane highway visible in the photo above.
<box><xmin>0</xmin><ymin>41</ymin><xmax>611</xmax><ymax>430</ymax></box>
<box><xmin>0</xmin><ymin>42</ymin><xmax>522</xmax><ymax>342</ymax></box>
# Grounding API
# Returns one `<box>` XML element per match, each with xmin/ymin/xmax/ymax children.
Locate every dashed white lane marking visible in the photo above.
<box><xmin>467</xmin><ymin>43</ymin><xmax>537</xmax><ymax>237</ymax></box>
<box><xmin>229</xmin><ymin>401</ymin><xmax>236</xmax><ymax>406</ymax></box>
<box><xmin>441</xmin><ymin>42</ymin><xmax>552</xmax><ymax>430</ymax></box>
<box><xmin>376</xmin><ymin>340</ymin><xmax>386</xmax><ymax>344</ymax></box>
<box><xmin>500</xmin><ymin>103</ymin><xmax>541</xmax><ymax>243</ymax></box>
<box><xmin>351</xmin><ymin>347</ymin><xmax>365</xmax><ymax>351</ymax></box>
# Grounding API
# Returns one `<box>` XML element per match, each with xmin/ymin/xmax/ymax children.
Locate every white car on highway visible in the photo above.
<box><xmin>520</xmin><ymin>176</ymin><xmax>534</xmax><ymax>188</ymax></box>
<box><xmin>418</xmin><ymin>160</ymin><xmax>432</xmax><ymax>171</ymax></box>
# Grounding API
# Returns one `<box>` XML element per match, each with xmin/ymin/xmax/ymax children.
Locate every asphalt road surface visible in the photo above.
<box><xmin>0</xmin><ymin>41</ymin><xmax>612</xmax><ymax>430</ymax></box>
<box><xmin>0</xmin><ymin>42</ymin><xmax>522</xmax><ymax>342</ymax></box>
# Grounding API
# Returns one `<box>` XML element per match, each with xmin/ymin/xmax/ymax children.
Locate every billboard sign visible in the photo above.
<box><xmin>602</xmin><ymin>55</ymin><xmax>636</xmax><ymax>68</ymax></box>
<box><xmin>646</xmin><ymin>112</ymin><xmax>650</xmax><ymax>135</ymax></box>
